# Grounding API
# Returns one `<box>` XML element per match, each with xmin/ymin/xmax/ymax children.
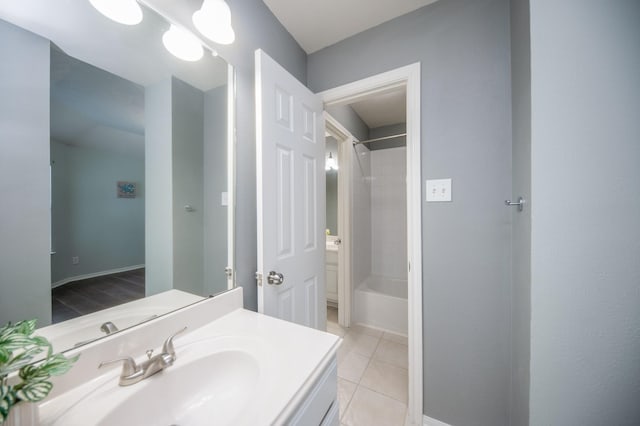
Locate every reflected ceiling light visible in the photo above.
<box><xmin>192</xmin><ymin>0</ymin><xmax>236</xmax><ymax>45</ymax></box>
<box><xmin>162</xmin><ymin>24</ymin><xmax>204</xmax><ymax>62</ymax></box>
<box><xmin>89</xmin><ymin>0</ymin><xmax>143</xmax><ymax>25</ymax></box>
<box><xmin>325</xmin><ymin>152</ymin><xmax>338</xmax><ymax>171</ymax></box>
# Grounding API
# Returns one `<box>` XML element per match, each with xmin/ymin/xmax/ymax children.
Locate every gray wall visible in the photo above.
<box><xmin>528</xmin><ymin>1</ymin><xmax>640</xmax><ymax>425</ymax></box>
<box><xmin>308</xmin><ymin>0</ymin><xmax>513</xmax><ymax>424</ymax></box>
<box><xmin>171</xmin><ymin>78</ymin><xmax>205</xmax><ymax>296</ymax></box>
<box><xmin>368</xmin><ymin>123</ymin><xmax>406</xmax><ymax>151</ymax></box>
<box><xmin>0</xmin><ymin>20</ymin><xmax>52</xmax><ymax>327</ymax></box>
<box><xmin>509</xmin><ymin>0</ymin><xmax>531</xmax><ymax>424</ymax></box>
<box><xmin>326</xmin><ymin>172</ymin><xmax>338</xmax><ymax>235</ymax></box>
<box><xmin>50</xmin><ymin>141</ymin><xmax>71</xmax><ymax>286</ymax></box>
<box><xmin>145</xmin><ymin>78</ymin><xmax>174</xmax><ymax>295</ymax></box>
<box><xmin>214</xmin><ymin>0</ymin><xmax>308</xmax><ymax>309</ymax></box>
<box><xmin>50</xmin><ymin>141</ymin><xmax>145</xmax><ymax>284</ymax></box>
<box><xmin>203</xmin><ymin>85</ymin><xmax>230</xmax><ymax>296</ymax></box>
<box><xmin>325</xmin><ymin>104</ymin><xmax>369</xmax><ymax>142</ymax></box>
<box><xmin>146</xmin><ymin>77</ymin><xmax>220</xmax><ymax>297</ymax></box>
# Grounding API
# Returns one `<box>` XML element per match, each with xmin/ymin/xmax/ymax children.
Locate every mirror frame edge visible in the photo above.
<box><xmin>226</xmin><ymin>62</ymin><xmax>236</xmax><ymax>291</ymax></box>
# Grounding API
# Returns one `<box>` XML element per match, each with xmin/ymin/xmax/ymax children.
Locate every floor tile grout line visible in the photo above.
<box><xmin>356</xmin><ymin>383</ymin><xmax>409</xmax><ymax>407</ymax></box>
<box><xmin>328</xmin><ymin>309</ymin><xmax>407</xmax><ymax>425</ymax></box>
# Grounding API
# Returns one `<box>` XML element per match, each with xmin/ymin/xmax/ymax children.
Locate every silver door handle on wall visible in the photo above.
<box><xmin>267</xmin><ymin>271</ymin><xmax>284</xmax><ymax>285</ymax></box>
<box><xmin>505</xmin><ymin>197</ymin><xmax>526</xmax><ymax>212</ymax></box>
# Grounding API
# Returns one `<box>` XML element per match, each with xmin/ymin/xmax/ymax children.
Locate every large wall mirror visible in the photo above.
<box><xmin>0</xmin><ymin>0</ymin><xmax>235</xmax><ymax>352</ymax></box>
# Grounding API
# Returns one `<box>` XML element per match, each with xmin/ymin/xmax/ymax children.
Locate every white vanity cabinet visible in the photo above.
<box><xmin>37</xmin><ymin>288</ymin><xmax>342</xmax><ymax>426</ymax></box>
<box><xmin>288</xmin><ymin>357</ymin><xmax>338</xmax><ymax>425</ymax></box>
<box><xmin>326</xmin><ymin>248</ymin><xmax>338</xmax><ymax>303</ymax></box>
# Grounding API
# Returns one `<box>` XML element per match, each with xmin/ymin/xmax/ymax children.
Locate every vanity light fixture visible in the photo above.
<box><xmin>88</xmin><ymin>0</ymin><xmax>143</xmax><ymax>25</ymax></box>
<box><xmin>192</xmin><ymin>0</ymin><xmax>236</xmax><ymax>45</ymax></box>
<box><xmin>90</xmin><ymin>0</ymin><xmax>232</xmax><ymax>61</ymax></box>
<box><xmin>325</xmin><ymin>152</ymin><xmax>338</xmax><ymax>171</ymax></box>
<box><xmin>162</xmin><ymin>24</ymin><xmax>204</xmax><ymax>62</ymax></box>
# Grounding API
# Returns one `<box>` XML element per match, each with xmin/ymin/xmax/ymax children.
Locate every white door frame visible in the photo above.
<box><xmin>324</xmin><ymin>113</ymin><xmax>354</xmax><ymax>328</ymax></box>
<box><xmin>318</xmin><ymin>63</ymin><xmax>423</xmax><ymax>424</ymax></box>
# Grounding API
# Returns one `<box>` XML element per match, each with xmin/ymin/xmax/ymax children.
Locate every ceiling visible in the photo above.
<box><xmin>1</xmin><ymin>0</ymin><xmax>229</xmax><ymax>157</ymax></box>
<box><xmin>263</xmin><ymin>0</ymin><xmax>440</xmax><ymax>53</ymax></box>
<box><xmin>262</xmin><ymin>0</ymin><xmax>417</xmax><ymax>131</ymax></box>
<box><xmin>51</xmin><ymin>48</ymin><xmax>145</xmax><ymax>158</ymax></box>
<box><xmin>0</xmin><ymin>0</ymin><xmax>227</xmax><ymax>91</ymax></box>
<box><xmin>350</xmin><ymin>86</ymin><xmax>406</xmax><ymax>129</ymax></box>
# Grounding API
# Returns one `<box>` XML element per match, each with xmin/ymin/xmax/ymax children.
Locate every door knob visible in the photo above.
<box><xmin>267</xmin><ymin>271</ymin><xmax>284</xmax><ymax>285</ymax></box>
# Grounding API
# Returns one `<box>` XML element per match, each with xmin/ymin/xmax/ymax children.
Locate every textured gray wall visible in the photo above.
<box><xmin>50</xmin><ymin>141</ymin><xmax>145</xmax><ymax>284</ymax></box>
<box><xmin>529</xmin><ymin>1</ymin><xmax>640</xmax><ymax>424</ymax></box>
<box><xmin>509</xmin><ymin>0</ymin><xmax>531</xmax><ymax>424</ymax></box>
<box><xmin>214</xmin><ymin>0</ymin><xmax>308</xmax><ymax>309</ymax></box>
<box><xmin>0</xmin><ymin>20</ymin><xmax>52</xmax><ymax>327</ymax></box>
<box><xmin>307</xmin><ymin>0</ymin><xmax>512</xmax><ymax>424</ymax></box>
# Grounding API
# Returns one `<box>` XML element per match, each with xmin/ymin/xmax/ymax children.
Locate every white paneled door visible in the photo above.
<box><xmin>255</xmin><ymin>49</ymin><xmax>326</xmax><ymax>329</ymax></box>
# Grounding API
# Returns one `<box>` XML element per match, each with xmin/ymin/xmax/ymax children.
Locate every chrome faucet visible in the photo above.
<box><xmin>100</xmin><ymin>321</ymin><xmax>119</xmax><ymax>334</ymax></box>
<box><xmin>99</xmin><ymin>327</ymin><xmax>187</xmax><ymax>386</ymax></box>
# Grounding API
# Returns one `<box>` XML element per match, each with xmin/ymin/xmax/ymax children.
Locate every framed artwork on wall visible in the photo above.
<box><xmin>117</xmin><ymin>181</ymin><xmax>136</xmax><ymax>198</ymax></box>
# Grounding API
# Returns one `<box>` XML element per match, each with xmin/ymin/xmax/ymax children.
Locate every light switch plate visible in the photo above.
<box><xmin>426</xmin><ymin>178</ymin><xmax>452</xmax><ymax>202</ymax></box>
<box><xmin>221</xmin><ymin>192</ymin><xmax>228</xmax><ymax>206</ymax></box>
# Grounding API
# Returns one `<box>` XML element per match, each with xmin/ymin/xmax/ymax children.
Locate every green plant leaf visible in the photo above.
<box><xmin>0</xmin><ymin>348</ymin><xmax>9</xmax><ymax>365</ymax></box>
<box><xmin>13</xmin><ymin>320</ymin><xmax>37</xmax><ymax>337</ymax></box>
<box><xmin>18</xmin><ymin>365</ymin><xmax>49</xmax><ymax>382</ymax></box>
<box><xmin>41</xmin><ymin>353</ymin><xmax>79</xmax><ymax>376</ymax></box>
<box><xmin>0</xmin><ymin>319</ymin><xmax>79</xmax><ymax>421</ymax></box>
<box><xmin>0</xmin><ymin>334</ymin><xmax>36</xmax><ymax>352</ymax></box>
<box><xmin>15</xmin><ymin>380</ymin><xmax>52</xmax><ymax>403</ymax></box>
<box><xmin>0</xmin><ymin>345</ymin><xmax>47</xmax><ymax>377</ymax></box>
<box><xmin>0</xmin><ymin>320</ymin><xmax>36</xmax><ymax>341</ymax></box>
<box><xmin>0</xmin><ymin>383</ymin><xmax>17</xmax><ymax>423</ymax></box>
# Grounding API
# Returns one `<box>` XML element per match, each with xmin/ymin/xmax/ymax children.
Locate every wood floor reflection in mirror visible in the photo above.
<box><xmin>51</xmin><ymin>269</ymin><xmax>145</xmax><ymax>323</ymax></box>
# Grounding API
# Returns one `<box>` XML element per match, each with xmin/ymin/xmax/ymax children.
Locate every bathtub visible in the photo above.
<box><xmin>354</xmin><ymin>275</ymin><xmax>408</xmax><ymax>335</ymax></box>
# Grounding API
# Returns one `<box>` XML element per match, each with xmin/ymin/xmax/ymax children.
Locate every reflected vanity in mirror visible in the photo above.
<box><xmin>0</xmin><ymin>0</ymin><xmax>235</xmax><ymax>353</ymax></box>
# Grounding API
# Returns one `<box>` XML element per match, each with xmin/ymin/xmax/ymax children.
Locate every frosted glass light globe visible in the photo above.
<box><xmin>162</xmin><ymin>25</ymin><xmax>204</xmax><ymax>62</ymax></box>
<box><xmin>193</xmin><ymin>0</ymin><xmax>236</xmax><ymax>45</ymax></box>
<box><xmin>89</xmin><ymin>0</ymin><xmax>143</xmax><ymax>25</ymax></box>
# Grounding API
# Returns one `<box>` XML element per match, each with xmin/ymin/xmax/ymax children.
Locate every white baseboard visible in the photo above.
<box><xmin>52</xmin><ymin>264</ymin><xmax>145</xmax><ymax>288</ymax></box>
<box><xmin>423</xmin><ymin>415</ymin><xmax>453</xmax><ymax>426</ymax></box>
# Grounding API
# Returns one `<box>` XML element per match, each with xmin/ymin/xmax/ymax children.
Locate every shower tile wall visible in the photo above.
<box><xmin>352</xmin><ymin>144</ymin><xmax>372</xmax><ymax>287</ymax></box>
<box><xmin>370</xmin><ymin>147</ymin><xmax>407</xmax><ymax>280</ymax></box>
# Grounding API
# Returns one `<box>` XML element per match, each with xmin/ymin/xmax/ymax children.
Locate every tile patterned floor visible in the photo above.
<box><xmin>326</xmin><ymin>307</ymin><xmax>408</xmax><ymax>426</ymax></box>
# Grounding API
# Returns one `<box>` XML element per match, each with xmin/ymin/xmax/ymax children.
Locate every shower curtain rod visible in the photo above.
<box><xmin>353</xmin><ymin>132</ymin><xmax>407</xmax><ymax>145</ymax></box>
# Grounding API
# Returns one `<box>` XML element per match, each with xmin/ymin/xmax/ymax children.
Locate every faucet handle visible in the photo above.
<box><xmin>162</xmin><ymin>327</ymin><xmax>188</xmax><ymax>357</ymax></box>
<box><xmin>99</xmin><ymin>356</ymin><xmax>139</xmax><ymax>376</ymax></box>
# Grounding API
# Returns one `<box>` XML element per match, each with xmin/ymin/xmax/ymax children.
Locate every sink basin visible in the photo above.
<box><xmin>50</xmin><ymin>338</ymin><xmax>261</xmax><ymax>426</ymax></box>
<box><xmin>38</xmin><ymin>293</ymin><xmax>341</xmax><ymax>426</ymax></box>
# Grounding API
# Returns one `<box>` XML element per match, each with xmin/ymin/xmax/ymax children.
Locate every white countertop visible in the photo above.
<box><xmin>37</xmin><ymin>288</ymin><xmax>341</xmax><ymax>425</ymax></box>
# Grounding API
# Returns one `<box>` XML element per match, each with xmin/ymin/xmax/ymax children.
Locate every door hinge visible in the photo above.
<box><xmin>256</xmin><ymin>271</ymin><xmax>263</xmax><ymax>286</ymax></box>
